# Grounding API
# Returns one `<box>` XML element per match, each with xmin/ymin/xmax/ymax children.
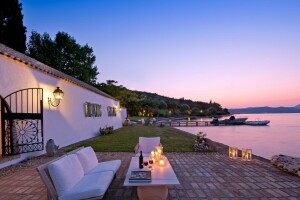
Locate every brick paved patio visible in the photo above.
<box><xmin>0</xmin><ymin>152</ymin><xmax>300</xmax><ymax>199</ymax></box>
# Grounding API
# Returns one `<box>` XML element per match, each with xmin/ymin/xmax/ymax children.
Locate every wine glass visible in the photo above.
<box><xmin>143</xmin><ymin>161</ymin><xmax>148</xmax><ymax>166</ymax></box>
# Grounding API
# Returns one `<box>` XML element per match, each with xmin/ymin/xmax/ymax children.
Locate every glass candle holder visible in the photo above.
<box><xmin>229</xmin><ymin>147</ymin><xmax>238</xmax><ymax>159</ymax></box>
<box><xmin>150</xmin><ymin>151</ymin><xmax>155</xmax><ymax>159</ymax></box>
<box><xmin>159</xmin><ymin>156</ymin><xmax>165</xmax><ymax>167</ymax></box>
<box><xmin>155</xmin><ymin>146</ymin><xmax>163</xmax><ymax>155</ymax></box>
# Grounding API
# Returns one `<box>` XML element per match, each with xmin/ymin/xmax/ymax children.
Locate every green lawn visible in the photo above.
<box><xmin>79</xmin><ymin>126</ymin><xmax>196</xmax><ymax>152</ymax></box>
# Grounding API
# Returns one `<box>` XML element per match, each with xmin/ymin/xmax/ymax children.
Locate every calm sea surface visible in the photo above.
<box><xmin>177</xmin><ymin>113</ymin><xmax>300</xmax><ymax>160</ymax></box>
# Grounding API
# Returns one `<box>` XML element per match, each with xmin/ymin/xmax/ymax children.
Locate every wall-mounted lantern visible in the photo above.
<box><xmin>117</xmin><ymin>107</ymin><xmax>122</xmax><ymax>113</ymax></box>
<box><xmin>48</xmin><ymin>87</ymin><xmax>64</xmax><ymax>108</ymax></box>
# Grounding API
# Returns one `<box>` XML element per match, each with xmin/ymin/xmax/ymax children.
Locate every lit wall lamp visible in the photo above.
<box><xmin>48</xmin><ymin>87</ymin><xmax>64</xmax><ymax>108</ymax></box>
<box><xmin>117</xmin><ymin>107</ymin><xmax>122</xmax><ymax>113</ymax></box>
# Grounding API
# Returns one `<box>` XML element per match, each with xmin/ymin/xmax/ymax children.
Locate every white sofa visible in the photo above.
<box><xmin>37</xmin><ymin>146</ymin><xmax>121</xmax><ymax>200</ymax></box>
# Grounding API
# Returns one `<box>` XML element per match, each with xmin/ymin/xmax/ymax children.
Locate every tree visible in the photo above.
<box><xmin>159</xmin><ymin>100</ymin><xmax>168</xmax><ymax>109</ymax></box>
<box><xmin>0</xmin><ymin>0</ymin><xmax>26</xmax><ymax>52</ymax></box>
<box><xmin>27</xmin><ymin>31</ymin><xmax>99</xmax><ymax>85</ymax></box>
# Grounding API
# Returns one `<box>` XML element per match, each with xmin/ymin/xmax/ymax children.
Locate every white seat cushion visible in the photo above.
<box><xmin>59</xmin><ymin>171</ymin><xmax>114</xmax><ymax>200</ymax></box>
<box><xmin>76</xmin><ymin>146</ymin><xmax>98</xmax><ymax>174</ymax></box>
<box><xmin>139</xmin><ymin>137</ymin><xmax>160</xmax><ymax>153</ymax></box>
<box><xmin>48</xmin><ymin>154</ymin><xmax>84</xmax><ymax>196</ymax></box>
<box><xmin>89</xmin><ymin>160</ymin><xmax>121</xmax><ymax>174</ymax></box>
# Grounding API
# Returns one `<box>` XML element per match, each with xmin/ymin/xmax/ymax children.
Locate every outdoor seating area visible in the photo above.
<box><xmin>1</xmin><ymin>151</ymin><xmax>300</xmax><ymax>199</ymax></box>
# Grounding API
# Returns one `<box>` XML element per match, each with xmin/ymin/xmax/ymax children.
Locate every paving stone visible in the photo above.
<box><xmin>186</xmin><ymin>189</ymin><xmax>197</xmax><ymax>198</ymax></box>
<box><xmin>169</xmin><ymin>189</ymin><xmax>177</xmax><ymax>198</ymax></box>
<box><xmin>191</xmin><ymin>182</ymin><xmax>199</xmax><ymax>189</ymax></box>
<box><xmin>266</xmin><ymin>189</ymin><xmax>282</xmax><ymax>197</ymax></box>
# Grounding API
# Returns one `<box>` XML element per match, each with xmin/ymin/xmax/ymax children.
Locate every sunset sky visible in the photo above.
<box><xmin>20</xmin><ymin>0</ymin><xmax>300</xmax><ymax>108</ymax></box>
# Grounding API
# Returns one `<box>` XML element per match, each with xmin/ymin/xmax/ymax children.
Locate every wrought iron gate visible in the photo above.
<box><xmin>1</xmin><ymin>88</ymin><xmax>44</xmax><ymax>155</ymax></box>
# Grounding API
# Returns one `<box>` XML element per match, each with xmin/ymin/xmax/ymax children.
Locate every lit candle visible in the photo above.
<box><xmin>151</xmin><ymin>151</ymin><xmax>155</xmax><ymax>158</ymax></box>
<box><xmin>159</xmin><ymin>159</ymin><xmax>164</xmax><ymax>166</ymax></box>
<box><xmin>242</xmin><ymin>148</ymin><xmax>248</xmax><ymax>161</ymax></box>
<box><xmin>246</xmin><ymin>149</ymin><xmax>252</xmax><ymax>161</ymax></box>
<box><xmin>229</xmin><ymin>147</ymin><xmax>233</xmax><ymax>158</ymax></box>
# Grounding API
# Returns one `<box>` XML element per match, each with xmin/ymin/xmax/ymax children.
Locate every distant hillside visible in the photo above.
<box><xmin>229</xmin><ymin>106</ymin><xmax>300</xmax><ymax>114</ymax></box>
<box><xmin>97</xmin><ymin>80</ymin><xmax>229</xmax><ymax>117</ymax></box>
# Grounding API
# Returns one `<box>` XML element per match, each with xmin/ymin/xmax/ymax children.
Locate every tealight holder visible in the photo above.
<box><xmin>159</xmin><ymin>156</ymin><xmax>165</xmax><ymax>167</ymax></box>
<box><xmin>229</xmin><ymin>147</ymin><xmax>238</xmax><ymax>159</ymax></box>
<box><xmin>154</xmin><ymin>151</ymin><xmax>160</xmax><ymax>159</ymax></box>
<box><xmin>150</xmin><ymin>151</ymin><xmax>155</xmax><ymax>159</ymax></box>
<box><xmin>155</xmin><ymin>146</ymin><xmax>163</xmax><ymax>156</ymax></box>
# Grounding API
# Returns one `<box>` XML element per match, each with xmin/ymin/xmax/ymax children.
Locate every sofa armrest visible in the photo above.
<box><xmin>36</xmin><ymin>156</ymin><xmax>65</xmax><ymax>200</ymax></box>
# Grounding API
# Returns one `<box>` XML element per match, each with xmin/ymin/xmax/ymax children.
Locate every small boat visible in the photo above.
<box><xmin>222</xmin><ymin>116</ymin><xmax>248</xmax><ymax>125</ymax></box>
<box><xmin>210</xmin><ymin>116</ymin><xmax>248</xmax><ymax>125</ymax></box>
<box><xmin>245</xmin><ymin>120</ymin><xmax>270</xmax><ymax>126</ymax></box>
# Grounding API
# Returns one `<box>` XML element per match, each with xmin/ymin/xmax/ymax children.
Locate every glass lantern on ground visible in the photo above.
<box><xmin>229</xmin><ymin>147</ymin><xmax>238</xmax><ymax>159</ymax></box>
<box><xmin>242</xmin><ymin>148</ymin><xmax>252</xmax><ymax>161</ymax></box>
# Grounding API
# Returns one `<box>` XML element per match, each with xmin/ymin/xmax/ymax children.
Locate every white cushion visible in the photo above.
<box><xmin>59</xmin><ymin>171</ymin><xmax>114</xmax><ymax>200</ymax></box>
<box><xmin>139</xmin><ymin>137</ymin><xmax>160</xmax><ymax>153</ymax></box>
<box><xmin>48</xmin><ymin>154</ymin><xmax>84</xmax><ymax>196</ymax></box>
<box><xmin>89</xmin><ymin>160</ymin><xmax>121</xmax><ymax>174</ymax></box>
<box><xmin>76</xmin><ymin>146</ymin><xmax>98</xmax><ymax>174</ymax></box>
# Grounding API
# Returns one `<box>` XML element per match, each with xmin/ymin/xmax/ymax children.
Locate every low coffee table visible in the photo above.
<box><xmin>124</xmin><ymin>156</ymin><xmax>180</xmax><ymax>199</ymax></box>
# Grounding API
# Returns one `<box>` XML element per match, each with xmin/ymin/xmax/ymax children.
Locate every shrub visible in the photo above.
<box><xmin>193</xmin><ymin>132</ymin><xmax>209</xmax><ymax>151</ymax></box>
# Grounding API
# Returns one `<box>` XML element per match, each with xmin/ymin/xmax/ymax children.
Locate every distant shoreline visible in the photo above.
<box><xmin>229</xmin><ymin>106</ymin><xmax>300</xmax><ymax>114</ymax></box>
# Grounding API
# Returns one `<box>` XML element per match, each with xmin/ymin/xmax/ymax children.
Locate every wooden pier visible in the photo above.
<box><xmin>156</xmin><ymin>121</ymin><xmax>212</xmax><ymax>127</ymax></box>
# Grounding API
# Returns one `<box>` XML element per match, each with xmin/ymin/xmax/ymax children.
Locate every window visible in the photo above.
<box><xmin>84</xmin><ymin>102</ymin><xmax>102</xmax><ymax>117</ymax></box>
<box><xmin>107</xmin><ymin>106</ymin><xmax>117</xmax><ymax>117</ymax></box>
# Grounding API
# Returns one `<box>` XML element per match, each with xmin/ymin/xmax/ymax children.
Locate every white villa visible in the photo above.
<box><xmin>0</xmin><ymin>43</ymin><xmax>126</xmax><ymax>168</ymax></box>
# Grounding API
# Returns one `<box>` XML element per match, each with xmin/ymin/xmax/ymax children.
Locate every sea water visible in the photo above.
<box><xmin>177</xmin><ymin>113</ymin><xmax>300</xmax><ymax>160</ymax></box>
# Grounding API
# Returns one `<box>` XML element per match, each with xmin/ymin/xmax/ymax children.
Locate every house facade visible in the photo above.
<box><xmin>0</xmin><ymin>43</ymin><xmax>126</xmax><ymax>168</ymax></box>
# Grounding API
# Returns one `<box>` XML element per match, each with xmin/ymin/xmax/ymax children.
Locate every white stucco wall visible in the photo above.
<box><xmin>0</xmin><ymin>54</ymin><xmax>125</xmax><ymax>167</ymax></box>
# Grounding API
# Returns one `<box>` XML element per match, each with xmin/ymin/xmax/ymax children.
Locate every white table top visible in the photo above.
<box><xmin>123</xmin><ymin>156</ymin><xmax>180</xmax><ymax>186</ymax></box>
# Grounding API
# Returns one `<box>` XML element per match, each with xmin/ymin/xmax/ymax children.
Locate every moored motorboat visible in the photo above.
<box><xmin>210</xmin><ymin>115</ymin><xmax>248</xmax><ymax>125</ymax></box>
<box><xmin>245</xmin><ymin>120</ymin><xmax>270</xmax><ymax>126</ymax></box>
